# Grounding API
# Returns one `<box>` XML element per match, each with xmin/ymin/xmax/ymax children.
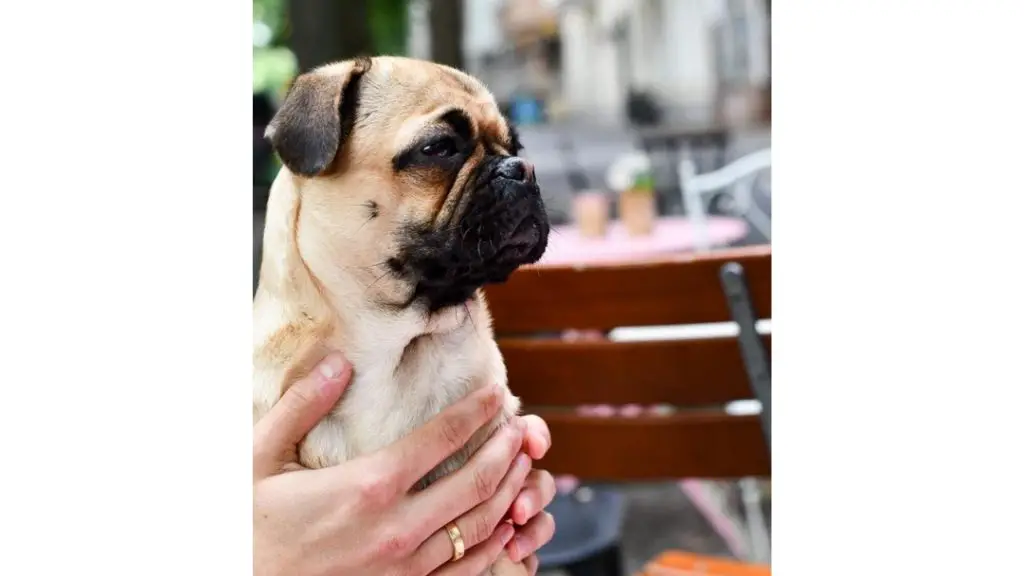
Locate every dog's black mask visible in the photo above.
<box><xmin>396</xmin><ymin>156</ymin><xmax>549</xmax><ymax>312</ymax></box>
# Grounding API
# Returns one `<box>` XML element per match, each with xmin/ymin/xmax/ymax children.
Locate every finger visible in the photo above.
<box><xmin>524</xmin><ymin>554</ymin><xmax>539</xmax><ymax>576</ymax></box>
<box><xmin>509</xmin><ymin>469</ymin><xmax>555</xmax><ymax>526</ymax></box>
<box><xmin>371</xmin><ymin>384</ymin><xmax>505</xmax><ymax>492</ymax></box>
<box><xmin>408</xmin><ymin>434</ymin><xmax>530</xmax><ymax>572</ymax></box>
<box><xmin>506</xmin><ymin>512</ymin><xmax>555</xmax><ymax>563</ymax></box>
<box><xmin>254</xmin><ymin>352</ymin><xmax>351</xmax><ymax>454</ymax></box>
<box><xmin>519</xmin><ymin>415</ymin><xmax>551</xmax><ymax>460</ymax></box>
<box><xmin>554</xmin><ymin>475</ymin><xmax>579</xmax><ymax>494</ymax></box>
<box><xmin>428</xmin><ymin>523</ymin><xmax>515</xmax><ymax>576</ymax></box>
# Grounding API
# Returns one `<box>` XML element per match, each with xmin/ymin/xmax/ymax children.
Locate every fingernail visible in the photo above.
<box><xmin>514</xmin><ymin>534</ymin><xmax>531</xmax><ymax>556</ymax></box>
<box><xmin>517</xmin><ymin>417</ymin><xmax>528</xmax><ymax>435</ymax></box>
<box><xmin>515</xmin><ymin>453</ymin><xmax>531</xmax><ymax>472</ymax></box>
<box><xmin>507</xmin><ymin>418</ymin><xmax>522</xmax><ymax>434</ymax></box>
<box><xmin>518</xmin><ymin>494</ymin><xmax>533</xmax><ymax>520</ymax></box>
<box><xmin>317</xmin><ymin>353</ymin><xmax>347</xmax><ymax>381</ymax></box>
<box><xmin>481</xmin><ymin>384</ymin><xmax>503</xmax><ymax>409</ymax></box>
<box><xmin>318</xmin><ymin>353</ymin><xmax>346</xmax><ymax>380</ymax></box>
<box><xmin>499</xmin><ymin>523</ymin><xmax>515</xmax><ymax>546</ymax></box>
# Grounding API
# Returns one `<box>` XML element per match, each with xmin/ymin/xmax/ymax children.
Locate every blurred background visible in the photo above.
<box><xmin>254</xmin><ymin>2</ymin><xmax>771</xmax><ymax>575</ymax></box>
<box><xmin>254</xmin><ymin>0</ymin><xmax>770</xmax><ymax>232</ymax></box>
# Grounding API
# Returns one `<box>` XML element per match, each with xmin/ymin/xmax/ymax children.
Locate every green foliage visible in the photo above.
<box><xmin>253</xmin><ymin>0</ymin><xmax>287</xmax><ymax>45</ymax></box>
<box><xmin>370</xmin><ymin>0</ymin><xmax>409</xmax><ymax>55</ymax></box>
<box><xmin>253</xmin><ymin>0</ymin><xmax>292</xmax><ymax>99</ymax></box>
<box><xmin>252</xmin><ymin>0</ymin><xmax>409</xmax><ymax>98</ymax></box>
<box><xmin>633</xmin><ymin>172</ymin><xmax>656</xmax><ymax>192</ymax></box>
<box><xmin>253</xmin><ymin>47</ymin><xmax>298</xmax><ymax>101</ymax></box>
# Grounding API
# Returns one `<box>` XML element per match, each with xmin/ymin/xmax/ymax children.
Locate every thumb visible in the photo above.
<box><xmin>256</xmin><ymin>352</ymin><xmax>353</xmax><ymax>457</ymax></box>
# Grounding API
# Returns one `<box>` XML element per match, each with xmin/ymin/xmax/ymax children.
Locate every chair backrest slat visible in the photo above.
<box><xmin>500</xmin><ymin>335</ymin><xmax>771</xmax><ymax>406</ymax></box>
<box><xmin>535</xmin><ymin>410</ymin><xmax>770</xmax><ymax>480</ymax></box>
<box><xmin>486</xmin><ymin>245</ymin><xmax>772</xmax><ymax>481</ymax></box>
<box><xmin>484</xmin><ymin>246</ymin><xmax>770</xmax><ymax>334</ymax></box>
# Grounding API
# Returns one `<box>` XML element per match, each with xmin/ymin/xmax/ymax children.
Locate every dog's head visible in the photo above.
<box><xmin>266</xmin><ymin>56</ymin><xmax>548</xmax><ymax>313</ymax></box>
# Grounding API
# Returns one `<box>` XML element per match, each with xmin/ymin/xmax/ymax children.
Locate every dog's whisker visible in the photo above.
<box><xmin>345</xmin><ymin>259</ymin><xmax>392</xmax><ymax>272</ymax></box>
<box><xmin>354</xmin><ymin>216</ymin><xmax>375</xmax><ymax>234</ymax></box>
<box><xmin>437</xmin><ymin>223</ymin><xmax>467</xmax><ymax>236</ymax></box>
<box><xmin>363</xmin><ymin>270</ymin><xmax>392</xmax><ymax>294</ymax></box>
<box><xmin>463</xmin><ymin>301</ymin><xmax>478</xmax><ymax>332</ymax></box>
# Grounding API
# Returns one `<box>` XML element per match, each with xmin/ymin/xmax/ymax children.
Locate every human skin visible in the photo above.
<box><xmin>254</xmin><ymin>352</ymin><xmax>556</xmax><ymax>576</ymax></box>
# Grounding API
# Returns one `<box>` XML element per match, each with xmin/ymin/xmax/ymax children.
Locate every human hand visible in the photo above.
<box><xmin>504</xmin><ymin>414</ymin><xmax>557</xmax><ymax>572</ymax></box>
<box><xmin>254</xmin><ymin>351</ymin><xmax>546</xmax><ymax>576</ymax></box>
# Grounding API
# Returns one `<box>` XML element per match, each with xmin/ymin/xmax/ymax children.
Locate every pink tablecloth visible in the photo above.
<box><xmin>538</xmin><ymin>216</ymin><xmax>749</xmax><ymax>266</ymax></box>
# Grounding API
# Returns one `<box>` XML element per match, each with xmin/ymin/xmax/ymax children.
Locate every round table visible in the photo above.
<box><xmin>537</xmin><ymin>215</ymin><xmax>749</xmax><ymax>266</ymax></box>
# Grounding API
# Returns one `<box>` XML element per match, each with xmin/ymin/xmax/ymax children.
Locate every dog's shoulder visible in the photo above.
<box><xmin>253</xmin><ymin>294</ymin><xmax>336</xmax><ymax>417</ymax></box>
<box><xmin>258</xmin><ymin>312</ymin><xmax>330</xmax><ymax>364</ymax></box>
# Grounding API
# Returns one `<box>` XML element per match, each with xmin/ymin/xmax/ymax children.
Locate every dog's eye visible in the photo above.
<box><xmin>420</xmin><ymin>137</ymin><xmax>457</xmax><ymax>158</ymax></box>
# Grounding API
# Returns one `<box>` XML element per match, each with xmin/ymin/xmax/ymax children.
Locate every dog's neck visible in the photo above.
<box><xmin>328</xmin><ymin>288</ymin><xmax>477</xmax><ymax>355</ymax></box>
<box><xmin>255</xmin><ymin>172</ymin><xmax>481</xmax><ymax>365</ymax></box>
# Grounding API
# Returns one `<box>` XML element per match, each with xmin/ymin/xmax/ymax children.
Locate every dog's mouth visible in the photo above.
<box><xmin>499</xmin><ymin>213</ymin><xmax>546</xmax><ymax>261</ymax></box>
<box><xmin>396</xmin><ymin>158</ymin><xmax>549</xmax><ymax>312</ymax></box>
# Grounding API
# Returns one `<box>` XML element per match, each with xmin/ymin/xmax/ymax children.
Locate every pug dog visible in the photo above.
<box><xmin>253</xmin><ymin>56</ymin><xmax>549</xmax><ymax>575</ymax></box>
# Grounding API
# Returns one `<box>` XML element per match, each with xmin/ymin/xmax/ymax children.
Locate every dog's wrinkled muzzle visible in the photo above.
<box><xmin>399</xmin><ymin>155</ymin><xmax>550</xmax><ymax>312</ymax></box>
<box><xmin>485</xmin><ymin>156</ymin><xmax>547</xmax><ymax>262</ymax></box>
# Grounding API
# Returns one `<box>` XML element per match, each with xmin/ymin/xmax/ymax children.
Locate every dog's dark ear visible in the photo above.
<box><xmin>265</xmin><ymin>58</ymin><xmax>371</xmax><ymax>177</ymax></box>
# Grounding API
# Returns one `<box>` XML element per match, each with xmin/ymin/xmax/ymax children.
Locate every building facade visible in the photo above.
<box><xmin>408</xmin><ymin>0</ymin><xmax>769</xmax><ymax>125</ymax></box>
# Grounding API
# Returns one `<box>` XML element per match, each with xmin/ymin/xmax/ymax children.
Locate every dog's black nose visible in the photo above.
<box><xmin>496</xmin><ymin>157</ymin><xmax>535</xmax><ymax>183</ymax></box>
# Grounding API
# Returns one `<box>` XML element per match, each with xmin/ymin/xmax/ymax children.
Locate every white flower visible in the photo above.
<box><xmin>606</xmin><ymin>151</ymin><xmax>652</xmax><ymax>192</ymax></box>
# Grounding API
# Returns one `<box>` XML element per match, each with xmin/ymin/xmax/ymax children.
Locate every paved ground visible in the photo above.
<box><xmin>536</xmin><ymin>482</ymin><xmax>768</xmax><ymax>576</ymax></box>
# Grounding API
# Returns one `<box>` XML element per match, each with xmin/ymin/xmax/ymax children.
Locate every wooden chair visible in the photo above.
<box><xmin>483</xmin><ymin>245</ymin><xmax>772</xmax><ymax>575</ymax></box>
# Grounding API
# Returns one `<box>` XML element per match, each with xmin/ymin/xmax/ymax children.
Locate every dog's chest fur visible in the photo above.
<box><xmin>254</xmin><ymin>297</ymin><xmax>519</xmax><ymax>487</ymax></box>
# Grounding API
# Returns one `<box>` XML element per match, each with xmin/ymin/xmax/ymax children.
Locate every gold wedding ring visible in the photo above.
<box><xmin>445</xmin><ymin>522</ymin><xmax>466</xmax><ymax>562</ymax></box>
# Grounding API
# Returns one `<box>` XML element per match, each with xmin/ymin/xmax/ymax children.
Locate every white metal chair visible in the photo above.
<box><xmin>672</xmin><ymin>148</ymin><xmax>773</xmax><ymax>563</ymax></box>
<box><xmin>679</xmin><ymin>147</ymin><xmax>771</xmax><ymax>252</ymax></box>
